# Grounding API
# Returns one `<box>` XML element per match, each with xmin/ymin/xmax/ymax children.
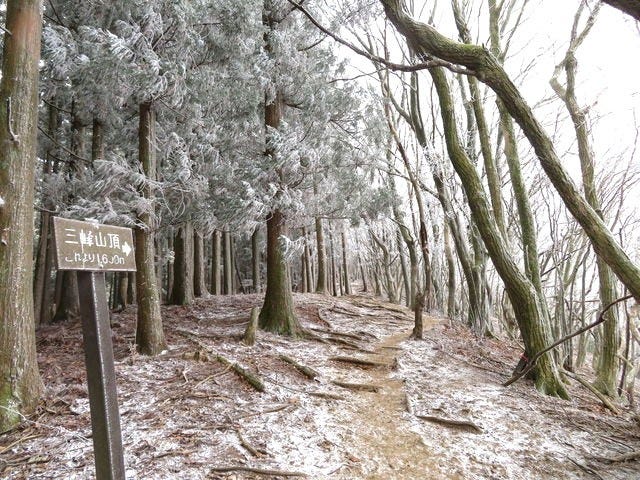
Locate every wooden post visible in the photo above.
<box><xmin>53</xmin><ymin>217</ymin><xmax>136</xmax><ymax>480</ymax></box>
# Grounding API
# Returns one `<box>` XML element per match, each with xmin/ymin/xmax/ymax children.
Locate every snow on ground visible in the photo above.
<box><xmin>1</xmin><ymin>293</ymin><xmax>639</xmax><ymax>479</ymax></box>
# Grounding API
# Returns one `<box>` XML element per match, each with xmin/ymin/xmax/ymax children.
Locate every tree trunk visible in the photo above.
<box><xmin>444</xmin><ymin>221</ymin><xmax>457</xmax><ymax>319</ymax></box>
<box><xmin>223</xmin><ymin>230</ymin><xmax>232</xmax><ymax>294</ymax></box>
<box><xmin>303</xmin><ymin>226</ymin><xmax>313</xmax><ymax>293</ymax></box>
<box><xmin>33</xmin><ymin>103</ymin><xmax>58</xmax><ymax>326</ymax></box>
<box><xmin>193</xmin><ymin>230</ymin><xmax>208</xmax><ymax>297</ymax></box>
<box><xmin>53</xmin><ymin>109</ymin><xmax>85</xmax><ymax>323</ymax></box>
<box><xmin>380</xmin><ymin>0</ymin><xmax>640</xmax><ymax>303</ymax></box>
<box><xmin>0</xmin><ymin>0</ymin><xmax>44</xmax><ymax>433</ymax></box>
<box><xmin>135</xmin><ymin>101</ymin><xmax>166</xmax><ymax>355</ymax></box>
<box><xmin>170</xmin><ymin>222</ymin><xmax>195</xmax><ymax>305</ymax></box>
<box><xmin>329</xmin><ymin>228</ymin><xmax>338</xmax><ymax>296</ymax></box>
<box><xmin>341</xmin><ymin>228</ymin><xmax>352</xmax><ymax>295</ymax></box>
<box><xmin>258</xmin><ymin>210</ymin><xmax>301</xmax><ymax>336</ymax></box>
<box><xmin>429</xmin><ymin>66</ymin><xmax>567</xmax><ymax>398</ymax></box>
<box><xmin>251</xmin><ymin>226</ymin><xmax>261</xmax><ymax>293</ymax></box>
<box><xmin>210</xmin><ymin>230</ymin><xmax>221</xmax><ymax>295</ymax></box>
<box><xmin>117</xmin><ymin>272</ymin><xmax>128</xmax><ymax>311</ymax></box>
<box><xmin>549</xmin><ymin>9</ymin><xmax>619</xmax><ymax>396</ymax></box>
<box><xmin>259</xmin><ymin>3</ymin><xmax>302</xmax><ymax>336</ymax></box>
<box><xmin>315</xmin><ymin>216</ymin><xmax>328</xmax><ymax>294</ymax></box>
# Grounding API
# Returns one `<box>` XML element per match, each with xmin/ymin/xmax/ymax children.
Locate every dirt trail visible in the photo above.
<box><xmin>331</xmin><ymin>318</ymin><xmax>458</xmax><ymax>480</ymax></box>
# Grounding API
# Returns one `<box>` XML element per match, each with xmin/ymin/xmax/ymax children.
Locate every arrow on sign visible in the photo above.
<box><xmin>122</xmin><ymin>242</ymin><xmax>132</xmax><ymax>257</ymax></box>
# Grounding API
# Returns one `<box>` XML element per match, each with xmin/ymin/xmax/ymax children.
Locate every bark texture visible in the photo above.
<box><xmin>170</xmin><ymin>222</ymin><xmax>195</xmax><ymax>305</ymax></box>
<box><xmin>135</xmin><ymin>101</ymin><xmax>166</xmax><ymax>355</ymax></box>
<box><xmin>0</xmin><ymin>0</ymin><xmax>44</xmax><ymax>433</ymax></box>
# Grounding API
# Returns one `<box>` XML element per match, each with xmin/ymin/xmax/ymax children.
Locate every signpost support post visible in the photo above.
<box><xmin>77</xmin><ymin>271</ymin><xmax>126</xmax><ymax>480</ymax></box>
<box><xmin>52</xmin><ymin>217</ymin><xmax>136</xmax><ymax>480</ymax></box>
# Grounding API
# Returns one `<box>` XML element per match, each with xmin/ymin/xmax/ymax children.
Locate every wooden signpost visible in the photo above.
<box><xmin>52</xmin><ymin>217</ymin><xmax>136</xmax><ymax>480</ymax></box>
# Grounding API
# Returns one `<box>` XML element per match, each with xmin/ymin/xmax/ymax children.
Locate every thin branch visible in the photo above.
<box><xmin>503</xmin><ymin>294</ymin><xmax>634</xmax><ymax>387</ymax></box>
<box><xmin>285</xmin><ymin>0</ymin><xmax>476</xmax><ymax>75</ymax></box>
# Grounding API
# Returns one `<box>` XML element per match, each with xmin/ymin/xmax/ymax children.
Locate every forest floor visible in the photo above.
<box><xmin>1</xmin><ymin>292</ymin><xmax>640</xmax><ymax>479</ymax></box>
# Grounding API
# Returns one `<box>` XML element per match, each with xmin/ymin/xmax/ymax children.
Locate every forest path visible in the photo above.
<box><xmin>329</xmin><ymin>316</ymin><xmax>458</xmax><ymax>479</ymax></box>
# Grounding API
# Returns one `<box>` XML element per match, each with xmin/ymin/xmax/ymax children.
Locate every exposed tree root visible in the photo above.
<box><xmin>596</xmin><ymin>450</ymin><xmax>640</xmax><ymax>463</ymax></box>
<box><xmin>330</xmin><ymin>356</ymin><xmax>392</xmax><ymax>368</ymax></box>
<box><xmin>415</xmin><ymin>414</ymin><xmax>483</xmax><ymax>433</ymax></box>
<box><xmin>562</xmin><ymin>370</ymin><xmax>620</xmax><ymax>415</ymax></box>
<box><xmin>307</xmin><ymin>391</ymin><xmax>346</xmax><ymax>400</ymax></box>
<box><xmin>210</xmin><ymin>466</ymin><xmax>307</xmax><ymax>477</ymax></box>
<box><xmin>235</xmin><ymin>430</ymin><xmax>266</xmax><ymax>457</ymax></box>
<box><xmin>331</xmin><ymin>380</ymin><xmax>381</xmax><ymax>392</ymax></box>
<box><xmin>177</xmin><ymin>330</ymin><xmax>265</xmax><ymax>392</ymax></box>
<box><xmin>279</xmin><ymin>354</ymin><xmax>319</xmax><ymax>379</ymax></box>
<box><xmin>316</xmin><ymin>305</ymin><xmax>335</xmax><ymax>328</ymax></box>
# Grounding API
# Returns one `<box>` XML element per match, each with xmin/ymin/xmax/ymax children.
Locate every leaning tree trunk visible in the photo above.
<box><xmin>169</xmin><ymin>221</ymin><xmax>195</xmax><ymax>305</ymax></box>
<box><xmin>549</xmin><ymin>4</ymin><xmax>619</xmax><ymax>397</ymax></box>
<box><xmin>135</xmin><ymin>101</ymin><xmax>166</xmax><ymax>355</ymax></box>
<box><xmin>0</xmin><ymin>0</ymin><xmax>44</xmax><ymax>433</ymax></box>
<box><xmin>379</xmin><ymin>0</ymin><xmax>640</xmax><ymax>303</ymax></box>
<box><xmin>430</xmin><ymin>66</ymin><xmax>567</xmax><ymax>398</ymax></box>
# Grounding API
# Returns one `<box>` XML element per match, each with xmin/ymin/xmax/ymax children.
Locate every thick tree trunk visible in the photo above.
<box><xmin>170</xmin><ymin>222</ymin><xmax>195</xmax><ymax>305</ymax></box>
<box><xmin>135</xmin><ymin>101</ymin><xmax>166</xmax><ymax>355</ymax></box>
<box><xmin>210</xmin><ymin>230</ymin><xmax>221</xmax><ymax>295</ymax></box>
<box><xmin>429</xmin><ymin>66</ymin><xmax>567</xmax><ymax>398</ymax></box>
<box><xmin>315</xmin><ymin>216</ymin><xmax>328</xmax><ymax>294</ymax></box>
<box><xmin>258</xmin><ymin>210</ymin><xmax>301</xmax><ymax>336</ymax></box>
<box><xmin>380</xmin><ymin>0</ymin><xmax>640</xmax><ymax>303</ymax></box>
<box><xmin>259</xmin><ymin>3</ymin><xmax>302</xmax><ymax>335</ymax></box>
<box><xmin>193</xmin><ymin>230</ymin><xmax>208</xmax><ymax>297</ymax></box>
<box><xmin>329</xmin><ymin>228</ymin><xmax>338</xmax><ymax>296</ymax></box>
<box><xmin>0</xmin><ymin>0</ymin><xmax>44</xmax><ymax>433</ymax></box>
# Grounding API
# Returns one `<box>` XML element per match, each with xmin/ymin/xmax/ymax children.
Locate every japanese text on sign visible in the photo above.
<box><xmin>53</xmin><ymin>217</ymin><xmax>137</xmax><ymax>272</ymax></box>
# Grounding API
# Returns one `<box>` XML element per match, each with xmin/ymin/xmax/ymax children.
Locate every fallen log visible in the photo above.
<box><xmin>210</xmin><ymin>466</ymin><xmax>307</xmax><ymax>477</ymax></box>
<box><xmin>279</xmin><ymin>354</ymin><xmax>319</xmax><ymax>379</ymax></box>
<box><xmin>331</xmin><ymin>380</ymin><xmax>381</xmax><ymax>392</ymax></box>
<box><xmin>329</xmin><ymin>356</ymin><xmax>391</xmax><ymax>368</ymax></box>
<box><xmin>416</xmin><ymin>414</ymin><xmax>483</xmax><ymax>433</ymax></box>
